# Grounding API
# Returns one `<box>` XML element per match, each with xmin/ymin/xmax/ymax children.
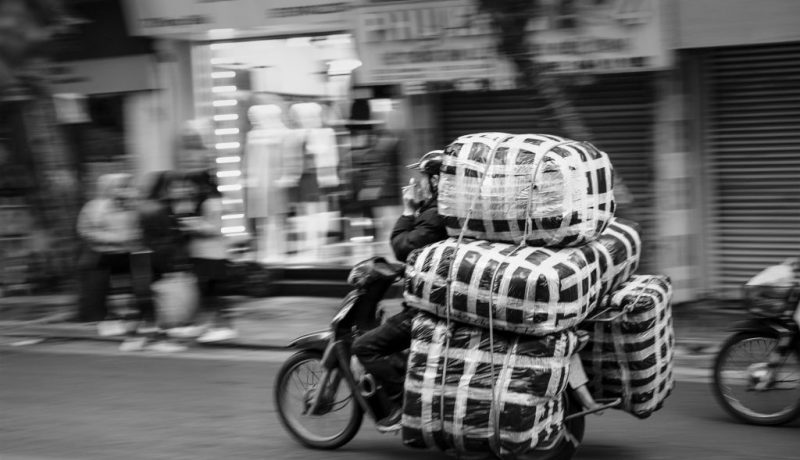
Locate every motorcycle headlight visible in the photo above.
<box><xmin>743</xmin><ymin>284</ymin><xmax>798</xmax><ymax>318</ymax></box>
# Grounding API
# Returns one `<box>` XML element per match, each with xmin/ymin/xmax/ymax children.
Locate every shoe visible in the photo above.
<box><xmin>167</xmin><ymin>325</ymin><xmax>207</xmax><ymax>339</ymax></box>
<box><xmin>97</xmin><ymin>320</ymin><xmax>127</xmax><ymax>337</ymax></box>
<box><xmin>119</xmin><ymin>337</ymin><xmax>147</xmax><ymax>352</ymax></box>
<box><xmin>376</xmin><ymin>406</ymin><xmax>403</xmax><ymax>433</ymax></box>
<box><xmin>146</xmin><ymin>341</ymin><xmax>188</xmax><ymax>353</ymax></box>
<box><xmin>196</xmin><ymin>327</ymin><xmax>238</xmax><ymax>343</ymax></box>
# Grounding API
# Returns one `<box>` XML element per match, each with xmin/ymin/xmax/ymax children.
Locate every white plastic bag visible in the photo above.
<box><xmin>746</xmin><ymin>258</ymin><xmax>799</xmax><ymax>287</ymax></box>
<box><xmin>151</xmin><ymin>271</ymin><xmax>200</xmax><ymax>327</ymax></box>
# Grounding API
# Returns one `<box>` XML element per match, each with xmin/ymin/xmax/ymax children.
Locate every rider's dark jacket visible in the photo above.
<box><xmin>389</xmin><ymin>198</ymin><xmax>448</xmax><ymax>263</ymax></box>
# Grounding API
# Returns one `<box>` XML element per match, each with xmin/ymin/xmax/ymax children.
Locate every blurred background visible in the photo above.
<box><xmin>2</xmin><ymin>2</ymin><xmax>800</xmax><ymax>460</ymax></box>
<box><xmin>0</xmin><ymin>0</ymin><xmax>798</xmax><ymax>305</ymax></box>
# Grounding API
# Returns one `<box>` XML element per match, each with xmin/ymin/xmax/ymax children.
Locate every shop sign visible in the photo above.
<box><xmin>529</xmin><ymin>0</ymin><xmax>671</xmax><ymax>73</ymax></box>
<box><xmin>353</xmin><ymin>0</ymin><xmax>498</xmax><ymax>86</ymax></box>
<box><xmin>354</xmin><ymin>0</ymin><xmax>671</xmax><ymax>87</ymax></box>
<box><xmin>41</xmin><ymin>55</ymin><xmax>157</xmax><ymax>95</ymax></box>
<box><xmin>122</xmin><ymin>0</ymin><xmax>353</xmax><ymax>38</ymax></box>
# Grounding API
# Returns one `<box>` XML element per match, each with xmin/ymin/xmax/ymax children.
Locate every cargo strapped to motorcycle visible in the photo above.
<box><xmin>442</xmin><ymin>141</ymin><xmax>577</xmax><ymax>457</ymax></box>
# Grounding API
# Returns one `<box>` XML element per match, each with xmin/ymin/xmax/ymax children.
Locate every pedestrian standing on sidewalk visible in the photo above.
<box><xmin>131</xmin><ymin>171</ymin><xmax>196</xmax><ymax>352</ymax></box>
<box><xmin>183</xmin><ymin>169</ymin><xmax>238</xmax><ymax>343</ymax></box>
<box><xmin>76</xmin><ymin>173</ymin><xmax>140</xmax><ymax>330</ymax></box>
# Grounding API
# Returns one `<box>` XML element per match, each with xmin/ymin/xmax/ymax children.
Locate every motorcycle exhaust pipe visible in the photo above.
<box><xmin>356</xmin><ymin>371</ymin><xmax>393</xmax><ymax>421</ymax></box>
<box><xmin>359</xmin><ymin>373</ymin><xmax>378</xmax><ymax>398</ymax></box>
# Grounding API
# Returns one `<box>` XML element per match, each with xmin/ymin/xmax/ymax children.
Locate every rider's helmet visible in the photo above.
<box><xmin>406</xmin><ymin>150</ymin><xmax>444</xmax><ymax>176</ymax></box>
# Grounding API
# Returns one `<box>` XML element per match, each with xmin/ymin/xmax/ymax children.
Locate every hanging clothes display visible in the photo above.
<box><xmin>244</xmin><ymin>104</ymin><xmax>290</xmax><ymax>261</ymax></box>
<box><xmin>244</xmin><ymin>104</ymin><xmax>290</xmax><ymax>218</ymax></box>
<box><xmin>282</xmin><ymin>102</ymin><xmax>340</xmax><ymax>261</ymax></box>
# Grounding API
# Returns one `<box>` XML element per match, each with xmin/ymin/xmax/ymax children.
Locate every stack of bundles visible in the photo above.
<box><xmin>403</xmin><ymin>218</ymin><xmax>641</xmax><ymax>336</ymax></box>
<box><xmin>438</xmin><ymin>133</ymin><xmax>616</xmax><ymax>247</ymax></box>
<box><xmin>403</xmin><ymin>312</ymin><xmax>578</xmax><ymax>457</ymax></box>
<box><xmin>579</xmin><ymin>275</ymin><xmax>675</xmax><ymax>418</ymax></box>
<box><xmin>401</xmin><ymin>131</ymin><xmax>668</xmax><ymax>457</ymax></box>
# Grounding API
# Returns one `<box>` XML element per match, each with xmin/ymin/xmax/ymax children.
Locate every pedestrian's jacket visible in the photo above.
<box><xmin>138</xmin><ymin>199</ymin><xmax>189</xmax><ymax>274</ymax></box>
<box><xmin>186</xmin><ymin>197</ymin><xmax>227</xmax><ymax>261</ymax></box>
<box><xmin>390</xmin><ymin>198</ymin><xmax>448</xmax><ymax>263</ymax></box>
<box><xmin>76</xmin><ymin>174</ymin><xmax>140</xmax><ymax>254</ymax></box>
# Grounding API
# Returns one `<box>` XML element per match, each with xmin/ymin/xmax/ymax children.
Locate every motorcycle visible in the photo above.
<box><xmin>274</xmin><ymin>257</ymin><xmax>616</xmax><ymax>459</ymax></box>
<box><xmin>712</xmin><ymin>261</ymin><xmax>800</xmax><ymax>426</ymax></box>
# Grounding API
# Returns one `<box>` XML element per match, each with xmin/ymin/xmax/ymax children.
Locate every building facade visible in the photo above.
<box><xmin>676</xmin><ymin>0</ymin><xmax>800</xmax><ymax>298</ymax></box>
<box><xmin>118</xmin><ymin>0</ymin><xmax>800</xmax><ymax>303</ymax></box>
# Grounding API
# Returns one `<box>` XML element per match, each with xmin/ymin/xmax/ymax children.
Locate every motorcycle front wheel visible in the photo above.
<box><xmin>274</xmin><ymin>350</ymin><xmax>364</xmax><ymax>449</ymax></box>
<box><xmin>713</xmin><ymin>331</ymin><xmax>800</xmax><ymax>425</ymax></box>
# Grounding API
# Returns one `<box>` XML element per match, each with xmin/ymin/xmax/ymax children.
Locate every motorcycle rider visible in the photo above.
<box><xmin>352</xmin><ymin>150</ymin><xmax>448</xmax><ymax>432</ymax></box>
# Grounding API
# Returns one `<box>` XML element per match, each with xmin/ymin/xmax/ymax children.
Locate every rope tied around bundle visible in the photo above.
<box><xmin>442</xmin><ymin>137</ymin><xmax>575</xmax><ymax>458</ymax></box>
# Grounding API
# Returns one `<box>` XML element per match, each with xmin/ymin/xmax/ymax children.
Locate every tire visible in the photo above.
<box><xmin>535</xmin><ymin>392</ymin><xmax>586</xmax><ymax>460</ymax></box>
<box><xmin>274</xmin><ymin>350</ymin><xmax>364</xmax><ymax>449</ymax></box>
<box><xmin>713</xmin><ymin>331</ymin><xmax>800</xmax><ymax>426</ymax></box>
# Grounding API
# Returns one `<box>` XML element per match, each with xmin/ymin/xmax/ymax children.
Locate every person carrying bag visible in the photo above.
<box><xmin>183</xmin><ymin>169</ymin><xmax>237</xmax><ymax>343</ymax></box>
<box><xmin>132</xmin><ymin>171</ymin><xmax>200</xmax><ymax>352</ymax></box>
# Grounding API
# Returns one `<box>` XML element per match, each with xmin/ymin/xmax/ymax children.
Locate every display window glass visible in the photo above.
<box><xmin>192</xmin><ymin>35</ymin><xmax>404</xmax><ymax>265</ymax></box>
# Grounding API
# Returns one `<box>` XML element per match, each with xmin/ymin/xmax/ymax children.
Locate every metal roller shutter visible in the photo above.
<box><xmin>705</xmin><ymin>42</ymin><xmax>800</xmax><ymax>295</ymax></box>
<box><xmin>439</xmin><ymin>73</ymin><xmax>657</xmax><ymax>272</ymax></box>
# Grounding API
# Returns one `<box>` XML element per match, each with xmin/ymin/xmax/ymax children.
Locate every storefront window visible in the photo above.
<box><xmin>193</xmin><ymin>34</ymin><xmax>404</xmax><ymax>266</ymax></box>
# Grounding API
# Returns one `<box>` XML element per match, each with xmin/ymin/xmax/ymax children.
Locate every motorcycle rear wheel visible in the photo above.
<box><xmin>713</xmin><ymin>331</ymin><xmax>800</xmax><ymax>426</ymax></box>
<box><xmin>274</xmin><ymin>350</ymin><xmax>364</xmax><ymax>449</ymax></box>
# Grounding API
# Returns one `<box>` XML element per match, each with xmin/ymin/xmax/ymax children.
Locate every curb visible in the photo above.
<box><xmin>0</xmin><ymin>326</ymin><xmax>291</xmax><ymax>352</ymax></box>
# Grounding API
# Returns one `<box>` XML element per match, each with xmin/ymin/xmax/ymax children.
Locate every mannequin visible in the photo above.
<box><xmin>280</xmin><ymin>102</ymin><xmax>339</xmax><ymax>189</ymax></box>
<box><xmin>244</xmin><ymin>104</ymin><xmax>290</xmax><ymax>262</ymax></box>
<box><xmin>282</xmin><ymin>102</ymin><xmax>340</xmax><ymax>261</ymax></box>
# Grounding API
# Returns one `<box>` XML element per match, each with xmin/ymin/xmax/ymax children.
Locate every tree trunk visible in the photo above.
<box><xmin>480</xmin><ymin>1</ymin><xmax>591</xmax><ymax>140</ymax></box>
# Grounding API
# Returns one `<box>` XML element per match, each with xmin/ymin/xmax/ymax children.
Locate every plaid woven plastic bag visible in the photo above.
<box><xmin>438</xmin><ymin>133</ymin><xmax>616</xmax><ymax>247</ymax></box>
<box><xmin>579</xmin><ymin>275</ymin><xmax>675</xmax><ymax>418</ymax></box>
<box><xmin>403</xmin><ymin>218</ymin><xmax>641</xmax><ymax>336</ymax></box>
<box><xmin>402</xmin><ymin>312</ymin><xmax>577</xmax><ymax>458</ymax></box>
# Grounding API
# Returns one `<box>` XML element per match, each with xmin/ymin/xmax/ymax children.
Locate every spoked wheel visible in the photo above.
<box><xmin>713</xmin><ymin>331</ymin><xmax>800</xmax><ymax>425</ymax></box>
<box><xmin>274</xmin><ymin>351</ymin><xmax>363</xmax><ymax>449</ymax></box>
<box><xmin>532</xmin><ymin>392</ymin><xmax>586</xmax><ymax>460</ymax></box>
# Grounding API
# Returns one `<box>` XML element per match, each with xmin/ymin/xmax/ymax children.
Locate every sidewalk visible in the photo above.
<box><xmin>0</xmin><ymin>293</ymin><xmax>743</xmax><ymax>367</ymax></box>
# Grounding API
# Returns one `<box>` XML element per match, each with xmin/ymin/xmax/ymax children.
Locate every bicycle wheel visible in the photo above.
<box><xmin>713</xmin><ymin>331</ymin><xmax>800</xmax><ymax>425</ymax></box>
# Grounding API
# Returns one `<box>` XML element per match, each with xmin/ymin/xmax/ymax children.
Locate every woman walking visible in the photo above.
<box><xmin>183</xmin><ymin>169</ymin><xmax>237</xmax><ymax>343</ymax></box>
<box><xmin>131</xmin><ymin>171</ymin><xmax>197</xmax><ymax>352</ymax></box>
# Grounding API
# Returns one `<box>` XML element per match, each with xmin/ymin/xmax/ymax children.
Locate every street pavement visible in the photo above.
<box><xmin>1</xmin><ymin>349</ymin><xmax>798</xmax><ymax>460</ymax></box>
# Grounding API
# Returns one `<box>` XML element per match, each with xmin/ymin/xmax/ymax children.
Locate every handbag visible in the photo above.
<box><xmin>151</xmin><ymin>271</ymin><xmax>200</xmax><ymax>327</ymax></box>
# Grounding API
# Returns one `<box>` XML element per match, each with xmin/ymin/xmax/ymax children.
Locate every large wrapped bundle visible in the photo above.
<box><xmin>404</xmin><ymin>218</ymin><xmax>641</xmax><ymax>336</ymax></box>
<box><xmin>403</xmin><ymin>312</ymin><xmax>577</xmax><ymax>458</ymax></box>
<box><xmin>439</xmin><ymin>133</ymin><xmax>616</xmax><ymax>247</ymax></box>
<box><xmin>580</xmin><ymin>275</ymin><xmax>675</xmax><ymax>418</ymax></box>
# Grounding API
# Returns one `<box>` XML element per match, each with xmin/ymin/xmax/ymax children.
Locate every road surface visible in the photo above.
<box><xmin>1</xmin><ymin>342</ymin><xmax>798</xmax><ymax>460</ymax></box>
